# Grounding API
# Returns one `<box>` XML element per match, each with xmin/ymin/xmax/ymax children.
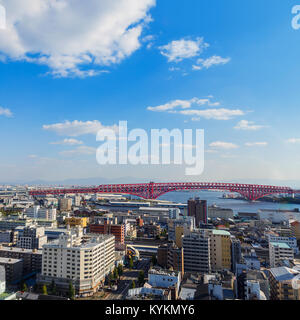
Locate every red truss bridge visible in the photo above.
<box><xmin>29</xmin><ymin>182</ymin><xmax>300</xmax><ymax>201</ymax></box>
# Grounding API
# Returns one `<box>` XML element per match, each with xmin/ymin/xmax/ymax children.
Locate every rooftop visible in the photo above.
<box><xmin>270</xmin><ymin>242</ymin><xmax>291</xmax><ymax>249</ymax></box>
<box><xmin>212</xmin><ymin>230</ymin><xmax>231</xmax><ymax>236</ymax></box>
<box><xmin>270</xmin><ymin>267</ymin><xmax>299</xmax><ymax>281</ymax></box>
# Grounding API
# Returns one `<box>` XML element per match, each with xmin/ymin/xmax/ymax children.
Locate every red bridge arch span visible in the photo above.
<box><xmin>29</xmin><ymin>182</ymin><xmax>300</xmax><ymax>201</ymax></box>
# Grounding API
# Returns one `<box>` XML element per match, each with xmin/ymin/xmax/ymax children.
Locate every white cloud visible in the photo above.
<box><xmin>147</xmin><ymin>97</ymin><xmax>220</xmax><ymax>112</ymax></box>
<box><xmin>179</xmin><ymin>108</ymin><xmax>244</xmax><ymax>120</ymax></box>
<box><xmin>159</xmin><ymin>37</ymin><xmax>209</xmax><ymax>62</ymax></box>
<box><xmin>0</xmin><ymin>0</ymin><xmax>156</xmax><ymax>77</ymax></box>
<box><xmin>0</xmin><ymin>106</ymin><xmax>13</xmax><ymax>117</ymax></box>
<box><xmin>60</xmin><ymin>146</ymin><xmax>96</xmax><ymax>156</ymax></box>
<box><xmin>286</xmin><ymin>138</ymin><xmax>300</xmax><ymax>144</ymax></box>
<box><xmin>194</xmin><ymin>55</ymin><xmax>231</xmax><ymax>70</ymax></box>
<box><xmin>43</xmin><ymin>120</ymin><xmax>118</xmax><ymax>137</ymax></box>
<box><xmin>50</xmin><ymin>138</ymin><xmax>83</xmax><ymax>146</ymax></box>
<box><xmin>234</xmin><ymin>120</ymin><xmax>266</xmax><ymax>131</ymax></box>
<box><xmin>147</xmin><ymin>97</ymin><xmax>244</xmax><ymax>120</ymax></box>
<box><xmin>209</xmin><ymin>141</ymin><xmax>239</xmax><ymax>149</ymax></box>
<box><xmin>245</xmin><ymin>142</ymin><xmax>268</xmax><ymax>147</ymax></box>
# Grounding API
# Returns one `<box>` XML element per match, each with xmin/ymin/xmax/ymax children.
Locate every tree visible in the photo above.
<box><xmin>42</xmin><ymin>284</ymin><xmax>48</xmax><ymax>295</ymax></box>
<box><xmin>108</xmin><ymin>273</ymin><xmax>114</xmax><ymax>287</ymax></box>
<box><xmin>113</xmin><ymin>268</ymin><xmax>119</xmax><ymax>280</ymax></box>
<box><xmin>68</xmin><ymin>281</ymin><xmax>75</xmax><ymax>300</ymax></box>
<box><xmin>138</xmin><ymin>270</ymin><xmax>145</xmax><ymax>286</ymax></box>
<box><xmin>117</xmin><ymin>264</ymin><xmax>123</xmax><ymax>278</ymax></box>
<box><xmin>129</xmin><ymin>257</ymin><xmax>134</xmax><ymax>270</ymax></box>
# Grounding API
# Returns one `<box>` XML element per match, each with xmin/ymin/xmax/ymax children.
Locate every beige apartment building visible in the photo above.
<box><xmin>37</xmin><ymin>228</ymin><xmax>115</xmax><ymax>297</ymax></box>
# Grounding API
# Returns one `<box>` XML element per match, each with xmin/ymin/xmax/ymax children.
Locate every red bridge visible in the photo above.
<box><xmin>29</xmin><ymin>182</ymin><xmax>300</xmax><ymax>201</ymax></box>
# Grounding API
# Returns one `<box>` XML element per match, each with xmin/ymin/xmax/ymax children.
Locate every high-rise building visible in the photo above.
<box><xmin>187</xmin><ymin>198</ymin><xmax>207</xmax><ymax>227</ymax></box>
<box><xmin>209</xmin><ymin>230</ymin><xmax>232</xmax><ymax>272</ymax></box>
<box><xmin>182</xmin><ymin>231</ymin><xmax>211</xmax><ymax>274</ymax></box>
<box><xmin>37</xmin><ymin>230</ymin><xmax>115</xmax><ymax>297</ymax></box>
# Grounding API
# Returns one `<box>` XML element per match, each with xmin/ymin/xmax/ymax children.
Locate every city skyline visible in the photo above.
<box><xmin>0</xmin><ymin>0</ymin><xmax>300</xmax><ymax>185</ymax></box>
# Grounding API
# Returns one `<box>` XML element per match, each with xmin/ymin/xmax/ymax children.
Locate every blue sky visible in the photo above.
<box><xmin>0</xmin><ymin>0</ymin><xmax>300</xmax><ymax>185</ymax></box>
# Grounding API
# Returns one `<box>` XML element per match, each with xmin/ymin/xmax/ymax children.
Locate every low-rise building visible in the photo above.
<box><xmin>148</xmin><ymin>268</ymin><xmax>181</xmax><ymax>293</ymax></box>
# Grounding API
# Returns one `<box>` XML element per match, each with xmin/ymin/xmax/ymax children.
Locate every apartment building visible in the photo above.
<box><xmin>269</xmin><ymin>267</ymin><xmax>300</xmax><ymax>300</ymax></box>
<box><xmin>24</xmin><ymin>206</ymin><xmax>57</xmax><ymax>221</ymax></box>
<box><xmin>0</xmin><ymin>257</ymin><xmax>23</xmax><ymax>284</ymax></box>
<box><xmin>182</xmin><ymin>231</ymin><xmax>211</xmax><ymax>274</ymax></box>
<box><xmin>0</xmin><ymin>230</ymin><xmax>18</xmax><ymax>244</ymax></box>
<box><xmin>269</xmin><ymin>242</ymin><xmax>294</xmax><ymax>268</ymax></box>
<box><xmin>267</xmin><ymin>234</ymin><xmax>299</xmax><ymax>254</ymax></box>
<box><xmin>0</xmin><ymin>246</ymin><xmax>42</xmax><ymax>275</ymax></box>
<box><xmin>0</xmin><ymin>218</ymin><xmax>33</xmax><ymax>231</ymax></box>
<box><xmin>16</xmin><ymin>226</ymin><xmax>47</xmax><ymax>250</ymax></box>
<box><xmin>37</xmin><ymin>229</ymin><xmax>115</xmax><ymax>296</ymax></box>
<box><xmin>90</xmin><ymin>220</ymin><xmax>125</xmax><ymax>244</ymax></box>
<box><xmin>202</xmin><ymin>229</ymin><xmax>232</xmax><ymax>272</ymax></box>
<box><xmin>59</xmin><ymin>198</ymin><xmax>72</xmax><ymax>211</ymax></box>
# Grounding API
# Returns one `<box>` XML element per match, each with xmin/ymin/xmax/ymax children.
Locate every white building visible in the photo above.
<box><xmin>269</xmin><ymin>242</ymin><xmax>294</xmax><ymax>268</ymax></box>
<box><xmin>208</xmin><ymin>206</ymin><xmax>234</xmax><ymax>220</ymax></box>
<box><xmin>245</xmin><ymin>280</ymin><xmax>267</xmax><ymax>300</ymax></box>
<box><xmin>258</xmin><ymin>209</ymin><xmax>300</xmax><ymax>224</ymax></box>
<box><xmin>16</xmin><ymin>226</ymin><xmax>47</xmax><ymax>250</ymax></box>
<box><xmin>38</xmin><ymin>229</ymin><xmax>115</xmax><ymax>296</ymax></box>
<box><xmin>148</xmin><ymin>268</ymin><xmax>181</xmax><ymax>292</ymax></box>
<box><xmin>24</xmin><ymin>206</ymin><xmax>57</xmax><ymax>221</ymax></box>
<box><xmin>267</xmin><ymin>234</ymin><xmax>299</xmax><ymax>255</ymax></box>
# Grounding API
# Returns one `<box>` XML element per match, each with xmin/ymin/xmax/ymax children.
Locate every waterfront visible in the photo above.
<box><xmin>159</xmin><ymin>191</ymin><xmax>300</xmax><ymax>215</ymax></box>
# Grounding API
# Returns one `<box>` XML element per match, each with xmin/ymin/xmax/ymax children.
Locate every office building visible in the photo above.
<box><xmin>188</xmin><ymin>198</ymin><xmax>207</xmax><ymax>226</ymax></box>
